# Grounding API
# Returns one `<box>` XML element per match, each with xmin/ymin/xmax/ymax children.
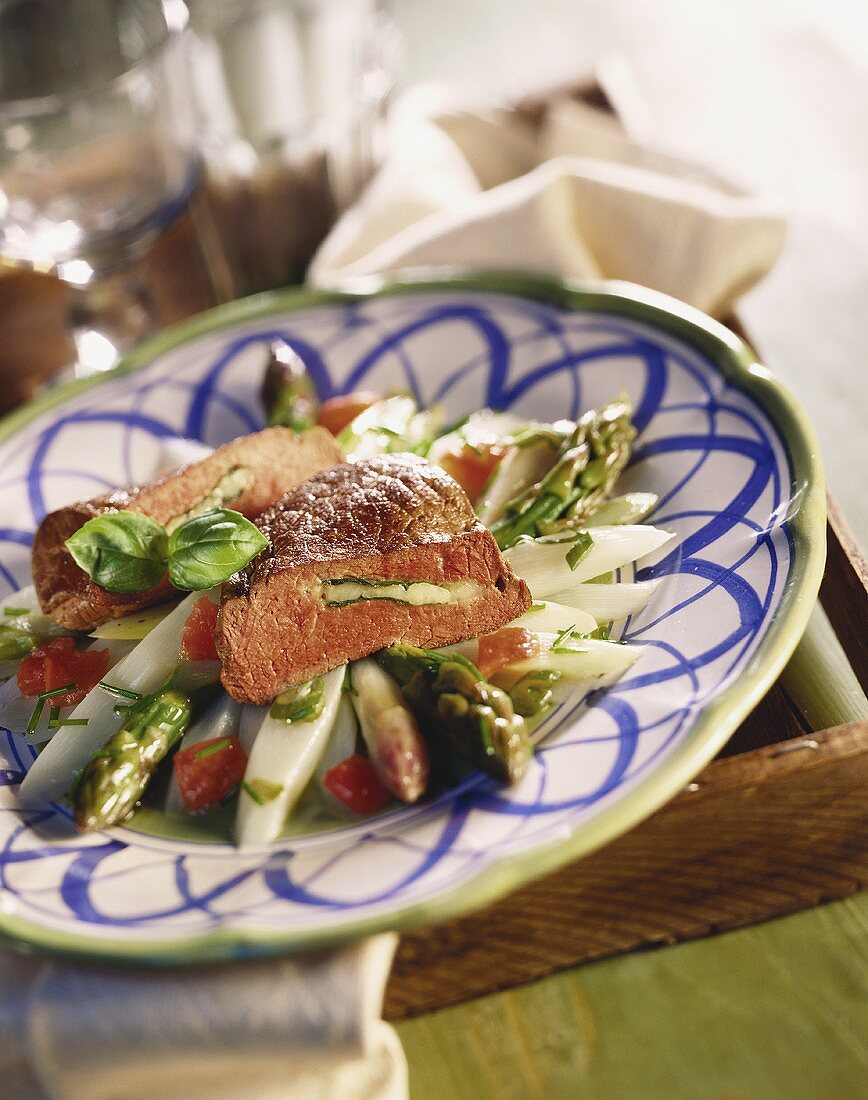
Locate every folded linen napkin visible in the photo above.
<box><xmin>309</xmin><ymin>80</ymin><xmax>786</xmax><ymax>318</ymax></box>
<box><xmin>0</xmin><ymin>934</ymin><xmax>405</xmax><ymax>1100</ymax></box>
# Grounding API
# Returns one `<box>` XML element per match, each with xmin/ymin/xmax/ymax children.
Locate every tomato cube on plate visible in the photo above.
<box><xmin>322</xmin><ymin>754</ymin><xmax>390</xmax><ymax>815</ymax></box>
<box><xmin>316</xmin><ymin>392</ymin><xmax>381</xmax><ymax>437</ymax></box>
<box><xmin>180</xmin><ymin>597</ymin><xmax>220</xmax><ymax>662</ymax></box>
<box><xmin>477</xmin><ymin>627</ymin><xmax>540</xmax><ymax>679</ymax></box>
<box><xmin>173</xmin><ymin>735</ymin><xmax>247</xmax><ymax>812</ymax></box>
<box><xmin>438</xmin><ymin>441</ymin><xmax>507</xmax><ymax>501</ymax></box>
<box><xmin>17</xmin><ymin>637</ymin><xmax>110</xmax><ymax>708</ymax></box>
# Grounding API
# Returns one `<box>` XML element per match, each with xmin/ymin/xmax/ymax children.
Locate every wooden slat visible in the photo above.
<box><xmin>821</xmin><ymin>494</ymin><xmax>868</xmax><ymax>690</ymax></box>
<box><xmin>385</xmin><ymin>721</ymin><xmax>868</xmax><ymax>1019</ymax></box>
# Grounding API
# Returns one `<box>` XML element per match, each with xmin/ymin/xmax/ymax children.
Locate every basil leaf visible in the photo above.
<box><xmin>66</xmin><ymin>513</ymin><xmax>168</xmax><ymax>593</ymax></box>
<box><xmin>167</xmin><ymin>509</ymin><xmax>267</xmax><ymax>591</ymax></box>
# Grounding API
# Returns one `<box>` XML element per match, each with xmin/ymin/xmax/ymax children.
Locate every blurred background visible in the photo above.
<box><xmin>0</xmin><ymin>0</ymin><xmax>865</xmax><ymax>540</ymax></box>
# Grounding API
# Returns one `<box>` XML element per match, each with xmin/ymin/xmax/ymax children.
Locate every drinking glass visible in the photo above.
<box><xmin>0</xmin><ymin>0</ymin><xmax>224</xmax><ymax>376</ymax></box>
<box><xmin>188</xmin><ymin>0</ymin><xmax>396</xmax><ymax>294</ymax></box>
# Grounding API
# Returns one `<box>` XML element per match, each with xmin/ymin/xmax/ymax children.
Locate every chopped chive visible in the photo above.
<box><xmin>341</xmin><ymin>667</ymin><xmax>357</xmax><ymax>696</ymax></box>
<box><xmin>565</xmin><ymin>531</ymin><xmax>594</xmax><ymax>571</ymax></box>
<box><xmin>48</xmin><ymin>706</ymin><xmax>60</xmax><ymax>726</ymax></box>
<box><xmin>38</xmin><ymin>683</ymin><xmax>76</xmax><ymax>702</ymax></box>
<box><xmin>529</xmin><ymin>602</ymin><xmax>546</xmax><ymax>613</ymax></box>
<box><xmin>194</xmin><ymin>737</ymin><xmax>232</xmax><ymax>760</ymax></box>
<box><xmin>99</xmin><ymin>681</ymin><xmax>142</xmax><ymax>701</ymax></box>
<box><xmin>550</xmin><ymin>623</ymin><xmax>590</xmax><ymax>655</ymax></box>
<box><xmin>3</xmin><ymin>607</ymin><xmax>29</xmax><ymax>617</ymax></box>
<box><xmin>242</xmin><ymin>778</ymin><xmax>282</xmax><ymax>805</ymax></box>
<box><xmin>26</xmin><ymin>699</ymin><xmax>46</xmax><ymax>734</ymax></box>
<box><xmin>551</xmin><ymin>624</ymin><xmax>577</xmax><ymax>650</ymax></box>
<box><xmin>50</xmin><ymin>717</ymin><xmax>89</xmax><ymax>727</ymax></box>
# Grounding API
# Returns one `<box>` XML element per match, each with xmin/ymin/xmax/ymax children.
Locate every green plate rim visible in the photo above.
<box><xmin>0</xmin><ymin>271</ymin><xmax>826</xmax><ymax>965</ymax></box>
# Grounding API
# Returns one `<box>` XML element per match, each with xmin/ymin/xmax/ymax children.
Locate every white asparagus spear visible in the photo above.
<box><xmin>235</xmin><ymin>665</ymin><xmax>344</xmax><ymax>848</ymax></box>
<box><xmin>547</xmin><ymin>580</ymin><xmax>660</xmax><ymax>623</ymax></box>
<box><xmin>19</xmin><ymin>591</ymin><xmax>219</xmax><ymax>806</ymax></box>
<box><xmin>477</xmin><ymin>439</ymin><xmax>558</xmax><ymax>526</ymax></box>
<box><xmin>350</xmin><ymin>658</ymin><xmax>429</xmax><ymax>803</ymax></box>
<box><xmin>503</xmin><ymin>525</ymin><xmax>673</xmax><ymax>598</ymax></box>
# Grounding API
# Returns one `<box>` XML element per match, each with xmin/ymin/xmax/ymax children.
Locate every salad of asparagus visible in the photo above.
<box><xmin>1</xmin><ymin>352</ymin><xmax>674</xmax><ymax>847</ymax></box>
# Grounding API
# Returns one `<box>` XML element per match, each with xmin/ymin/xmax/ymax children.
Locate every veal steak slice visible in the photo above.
<box><xmin>33</xmin><ymin>426</ymin><xmax>344</xmax><ymax>631</ymax></box>
<box><xmin>217</xmin><ymin>454</ymin><xmax>532</xmax><ymax>704</ymax></box>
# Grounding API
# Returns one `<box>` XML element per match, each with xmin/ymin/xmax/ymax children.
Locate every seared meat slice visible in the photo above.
<box><xmin>33</xmin><ymin>426</ymin><xmax>344</xmax><ymax>631</ymax></box>
<box><xmin>217</xmin><ymin>454</ymin><xmax>532</xmax><ymax>704</ymax></box>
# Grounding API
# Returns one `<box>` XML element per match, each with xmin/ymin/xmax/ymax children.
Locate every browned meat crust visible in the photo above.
<box><xmin>217</xmin><ymin>454</ymin><xmax>532</xmax><ymax>703</ymax></box>
<box><xmin>33</xmin><ymin>426</ymin><xmax>344</xmax><ymax>631</ymax></box>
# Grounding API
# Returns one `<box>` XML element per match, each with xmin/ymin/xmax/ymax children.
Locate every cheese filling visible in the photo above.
<box><xmin>165</xmin><ymin>466</ymin><xmax>254</xmax><ymax>535</ymax></box>
<box><xmin>322</xmin><ymin>578</ymin><xmax>482</xmax><ymax>607</ymax></box>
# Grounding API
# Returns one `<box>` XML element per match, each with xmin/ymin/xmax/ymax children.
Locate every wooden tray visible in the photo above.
<box><xmin>384</xmin><ymin>497</ymin><xmax>867</xmax><ymax>1019</ymax></box>
<box><xmin>1</xmin><ymin>80</ymin><xmax>862</xmax><ymax>1020</ymax></box>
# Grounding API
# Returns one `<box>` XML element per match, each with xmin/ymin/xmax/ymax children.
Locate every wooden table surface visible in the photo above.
<box><xmin>396</xmin><ymin>892</ymin><xmax>868</xmax><ymax>1099</ymax></box>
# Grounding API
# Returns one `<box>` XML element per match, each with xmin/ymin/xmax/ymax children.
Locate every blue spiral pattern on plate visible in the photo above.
<box><xmin>0</xmin><ymin>291</ymin><xmax>793</xmax><ymax>946</ymax></box>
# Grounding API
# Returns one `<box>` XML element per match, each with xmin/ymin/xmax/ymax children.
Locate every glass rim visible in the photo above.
<box><xmin>0</xmin><ymin>0</ymin><xmax>187</xmax><ymax>119</ymax></box>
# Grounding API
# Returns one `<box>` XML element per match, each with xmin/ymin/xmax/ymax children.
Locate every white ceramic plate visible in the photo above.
<box><xmin>0</xmin><ymin>275</ymin><xmax>824</xmax><ymax>961</ymax></box>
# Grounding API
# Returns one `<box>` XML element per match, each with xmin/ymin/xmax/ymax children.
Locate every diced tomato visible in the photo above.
<box><xmin>477</xmin><ymin>627</ymin><xmax>540</xmax><ymax>679</ymax></box>
<box><xmin>17</xmin><ymin>636</ymin><xmax>110</xmax><ymax>708</ymax></box>
<box><xmin>438</xmin><ymin>441</ymin><xmax>508</xmax><ymax>501</ymax></box>
<box><xmin>322</xmin><ymin>754</ymin><xmax>390</xmax><ymax>815</ymax></box>
<box><xmin>173</xmin><ymin>735</ymin><xmax>247</xmax><ymax>812</ymax></box>
<box><xmin>316</xmin><ymin>391</ymin><xmax>381</xmax><ymax>437</ymax></box>
<box><xmin>180</xmin><ymin>597</ymin><xmax>219</xmax><ymax>662</ymax></box>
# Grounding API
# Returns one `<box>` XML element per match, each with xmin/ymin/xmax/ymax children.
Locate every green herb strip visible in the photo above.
<box><xmin>565</xmin><ymin>531</ymin><xmax>594</xmax><ymax>571</ymax></box>
<box><xmin>25</xmin><ymin>682</ymin><xmax>75</xmax><ymax>734</ymax></box>
<box><xmin>242</xmin><ymin>778</ymin><xmax>283</xmax><ymax>806</ymax></box>
<box><xmin>550</xmin><ymin>625</ymin><xmax>591</xmax><ymax>655</ymax></box>
<box><xmin>3</xmin><ymin>607</ymin><xmax>29</xmax><ymax>617</ymax></box>
<box><xmin>528</xmin><ymin>602</ymin><xmax>546</xmax><ymax>613</ymax></box>
<box><xmin>99</xmin><ymin>681</ymin><xmax>143</xmax><ymax>701</ymax></box>
<box><xmin>41</xmin><ymin>684</ymin><xmax>76</xmax><ymax>700</ymax></box>
<box><xmin>26</xmin><ymin>701</ymin><xmax>45</xmax><ymax>735</ymax></box>
<box><xmin>194</xmin><ymin>737</ymin><xmax>232</xmax><ymax>761</ymax></box>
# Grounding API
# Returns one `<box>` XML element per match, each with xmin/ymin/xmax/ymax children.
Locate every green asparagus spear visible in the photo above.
<box><xmin>376</xmin><ymin>645</ymin><xmax>531</xmax><ymax>785</ymax></box>
<box><xmin>490</xmin><ymin>397</ymin><xmax>636</xmax><ymax>549</ymax></box>
<box><xmin>73</xmin><ymin>686</ymin><xmax>192</xmax><ymax>831</ymax></box>
<box><xmin>260</xmin><ymin>340</ymin><xmax>318</xmax><ymax>432</ymax></box>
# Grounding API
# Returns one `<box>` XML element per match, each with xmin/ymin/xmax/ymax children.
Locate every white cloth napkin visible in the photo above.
<box><xmin>309</xmin><ymin>81</ymin><xmax>786</xmax><ymax>318</ymax></box>
<box><xmin>0</xmin><ymin>935</ymin><xmax>406</xmax><ymax>1100</ymax></box>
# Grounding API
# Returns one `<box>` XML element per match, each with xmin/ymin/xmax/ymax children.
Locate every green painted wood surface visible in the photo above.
<box><xmin>781</xmin><ymin>604</ymin><xmax>868</xmax><ymax>732</ymax></box>
<box><xmin>397</xmin><ymin>891</ymin><xmax>868</xmax><ymax>1099</ymax></box>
